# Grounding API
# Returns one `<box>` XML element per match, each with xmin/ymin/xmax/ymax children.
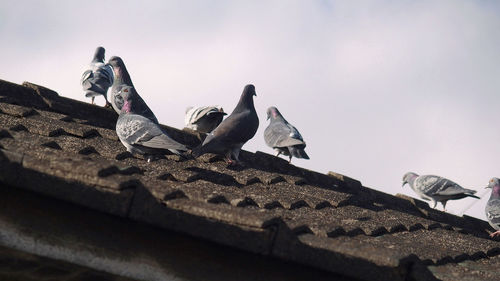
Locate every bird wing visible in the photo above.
<box><xmin>429</xmin><ymin>177</ymin><xmax>475</xmax><ymax>196</ymax></box>
<box><xmin>187</xmin><ymin>106</ymin><xmax>220</xmax><ymax>124</ymax></box>
<box><xmin>196</xmin><ymin>110</ymin><xmax>257</xmax><ymax>157</ymax></box>
<box><xmin>414</xmin><ymin>175</ymin><xmax>448</xmax><ymax>195</ymax></box>
<box><xmin>204</xmin><ymin>110</ymin><xmax>257</xmax><ymax>145</ymax></box>
<box><xmin>287</xmin><ymin>123</ymin><xmax>304</xmax><ymax>140</ymax></box>
<box><xmin>486</xmin><ymin>199</ymin><xmax>500</xmax><ymax>227</ymax></box>
<box><xmin>118</xmin><ymin>114</ymin><xmax>186</xmax><ymax>151</ymax></box>
<box><xmin>433</xmin><ymin>185</ymin><xmax>476</xmax><ymax>196</ymax></box>
<box><xmin>93</xmin><ymin>63</ymin><xmax>114</xmax><ymax>85</ymax></box>
<box><xmin>81</xmin><ymin>69</ymin><xmax>93</xmax><ymax>85</ymax></box>
<box><xmin>264</xmin><ymin>121</ymin><xmax>305</xmax><ymax>148</ymax></box>
<box><xmin>137</xmin><ymin>133</ymin><xmax>187</xmax><ymax>151</ymax></box>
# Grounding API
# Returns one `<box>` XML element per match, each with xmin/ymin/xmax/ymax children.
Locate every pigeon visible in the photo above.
<box><xmin>264</xmin><ymin>106</ymin><xmax>309</xmax><ymax>163</ymax></box>
<box><xmin>485</xmin><ymin>177</ymin><xmax>500</xmax><ymax>238</ymax></box>
<box><xmin>192</xmin><ymin>84</ymin><xmax>259</xmax><ymax>165</ymax></box>
<box><xmin>184</xmin><ymin>106</ymin><xmax>227</xmax><ymax>134</ymax></box>
<box><xmin>108</xmin><ymin>56</ymin><xmax>158</xmax><ymax>124</ymax></box>
<box><xmin>116</xmin><ymin>85</ymin><xmax>187</xmax><ymax>162</ymax></box>
<box><xmin>81</xmin><ymin>47</ymin><xmax>114</xmax><ymax>105</ymax></box>
<box><xmin>402</xmin><ymin>172</ymin><xmax>480</xmax><ymax>210</ymax></box>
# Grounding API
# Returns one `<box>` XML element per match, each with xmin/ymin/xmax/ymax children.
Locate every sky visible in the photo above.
<box><xmin>1</xmin><ymin>0</ymin><xmax>500</xmax><ymax>220</ymax></box>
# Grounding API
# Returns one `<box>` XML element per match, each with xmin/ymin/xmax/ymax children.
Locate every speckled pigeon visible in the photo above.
<box><xmin>264</xmin><ymin>106</ymin><xmax>309</xmax><ymax>163</ymax></box>
<box><xmin>402</xmin><ymin>172</ymin><xmax>479</xmax><ymax>210</ymax></box>
<box><xmin>192</xmin><ymin>84</ymin><xmax>259</xmax><ymax>165</ymax></box>
<box><xmin>81</xmin><ymin>47</ymin><xmax>114</xmax><ymax>105</ymax></box>
<box><xmin>485</xmin><ymin>177</ymin><xmax>500</xmax><ymax>238</ymax></box>
<box><xmin>184</xmin><ymin>106</ymin><xmax>227</xmax><ymax>134</ymax></box>
<box><xmin>108</xmin><ymin>56</ymin><xmax>158</xmax><ymax>124</ymax></box>
<box><xmin>116</xmin><ymin>85</ymin><xmax>187</xmax><ymax>162</ymax></box>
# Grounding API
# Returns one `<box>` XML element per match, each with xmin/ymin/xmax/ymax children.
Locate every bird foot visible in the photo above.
<box><xmin>104</xmin><ymin>102</ymin><xmax>112</xmax><ymax>108</ymax></box>
<box><xmin>490</xmin><ymin>230</ymin><xmax>500</xmax><ymax>238</ymax></box>
<box><xmin>226</xmin><ymin>158</ymin><xmax>244</xmax><ymax>167</ymax></box>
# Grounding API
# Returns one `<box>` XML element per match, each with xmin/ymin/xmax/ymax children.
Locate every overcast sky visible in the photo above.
<box><xmin>2</xmin><ymin>0</ymin><xmax>500</xmax><ymax>220</ymax></box>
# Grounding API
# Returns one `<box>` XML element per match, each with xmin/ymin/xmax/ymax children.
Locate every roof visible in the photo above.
<box><xmin>0</xmin><ymin>78</ymin><xmax>499</xmax><ymax>281</ymax></box>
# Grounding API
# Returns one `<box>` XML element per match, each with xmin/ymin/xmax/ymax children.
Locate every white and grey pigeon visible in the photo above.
<box><xmin>264</xmin><ymin>106</ymin><xmax>309</xmax><ymax>163</ymax></box>
<box><xmin>184</xmin><ymin>106</ymin><xmax>227</xmax><ymax>134</ymax></box>
<box><xmin>485</xmin><ymin>177</ymin><xmax>500</xmax><ymax>238</ymax></box>
<box><xmin>108</xmin><ymin>56</ymin><xmax>158</xmax><ymax>124</ymax></box>
<box><xmin>81</xmin><ymin>46</ymin><xmax>114</xmax><ymax>105</ymax></box>
<box><xmin>192</xmin><ymin>84</ymin><xmax>259</xmax><ymax>165</ymax></box>
<box><xmin>116</xmin><ymin>85</ymin><xmax>187</xmax><ymax>162</ymax></box>
<box><xmin>402</xmin><ymin>172</ymin><xmax>480</xmax><ymax>210</ymax></box>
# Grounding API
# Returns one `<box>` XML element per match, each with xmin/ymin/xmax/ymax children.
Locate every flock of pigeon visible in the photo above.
<box><xmin>80</xmin><ymin>47</ymin><xmax>500</xmax><ymax>238</ymax></box>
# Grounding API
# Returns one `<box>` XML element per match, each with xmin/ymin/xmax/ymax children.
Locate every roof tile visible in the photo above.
<box><xmin>1</xmin><ymin>79</ymin><xmax>499</xmax><ymax>281</ymax></box>
<box><xmin>428</xmin><ymin>255</ymin><xmax>500</xmax><ymax>281</ymax></box>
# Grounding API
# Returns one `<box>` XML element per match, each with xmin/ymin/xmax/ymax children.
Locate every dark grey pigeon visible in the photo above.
<box><xmin>192</xmin><ymin>84</ymin><xmax>259</xmax><ymax>165</ymax></box>
<box><xmin>81</xmin><ymin>47</ymin><xmax>114</xmax><ymax>105</ymax></box>
<box><xmin>108</xmin><ymin>56</ymin><xmax>158</xmax><ymax>124</ymax></box>
<box><xmin>116</xmin><ymin>85</ymin><xmax>187</xmax><ymax>162</ymax></box>
<box><xmin>402</xmin><ymin>172</ymin><xmax>479</xmax><ymax>210</ymax></box>
<box><xmin>184</xmin><ymin>105</ymin><xmax>227</xmax><ymax>134</ymax></box>
<box><xmin>264</xmin><ymin>106</ymin><xmax>309</xmax><ymax>163</ymax></box>
<box><xmin>485</xmin><ymin>177</ymin><xmax>500</xmax><ymax>238</ymax></box>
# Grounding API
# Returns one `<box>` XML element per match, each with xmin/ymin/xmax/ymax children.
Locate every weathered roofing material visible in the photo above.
<box><xmin>0</xmin><ymin>79</ymin><xmax>499</xmax><ymax>281</ymax></box>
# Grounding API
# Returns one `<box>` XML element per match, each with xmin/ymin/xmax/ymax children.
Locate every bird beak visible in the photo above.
<box><xmin>402</xmin><ymin>181</ymin><xmax>407</xmax><ymax>187</ymax></box>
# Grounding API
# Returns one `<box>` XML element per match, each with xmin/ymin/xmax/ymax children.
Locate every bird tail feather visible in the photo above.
<box><xmin>466</xmin><ymin>193</ymin><xmax>480</xmax><ymax>199</ymax></box>
<box><xmin>290</xmin><ymin>147</ymin><xmax>309</xmax><ymax>159</ymax></box>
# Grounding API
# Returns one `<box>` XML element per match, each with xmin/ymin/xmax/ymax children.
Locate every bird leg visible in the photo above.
<box><xmin>104</xmin><ymin>101</ymin><xmax>112</xmax><ymax>108</ymax></box>
<box><xmin>430</xmin><ymin>200</ymin><xmax>437</xmax><ymax>209</ymax></box>
<box><xmin>227</xmin><ymin>156</ymin><xmax>244</xmax><ymax>166</ymax></box>
<box><xmin>288</xmin><ymin>155</ymin><xmax>292</xmax><ymax>163</ymax></box>
<box><xmin>441</xmin><ymin>201</ymin><xmax>447</xmax><ymax>212</ymax></box>
<box><xmin>275</xmin><ymin>151</ymin><xmax>281</xmax><ymax>157</ymax></box>
<box><xmin>226</xmin><ymin>158</ymin><xmax>242</xmax><ymax>166</ymax></box>
<box><xmin>91</xmin><ymin>96</ymin><xmax>95</xmax><ymax>105</ymax></box>
<box><xmin>146</xmin><ymin>154</ymin><xmax>156</xmax><ymax>163</ymax></box>
<box><xmin>225</xmin><ymin>151</ymin><xmax>237</xmax><ymax>166</ymax></box>
<box><xmin>232</xmin><ymin>149</ymin><xmax>241</xmax><ymax>163</ymax></box>
<box><xmin>490</xmin><ymin>230</ymin><xmax>500</xmax><ymax>238</ymax></box>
